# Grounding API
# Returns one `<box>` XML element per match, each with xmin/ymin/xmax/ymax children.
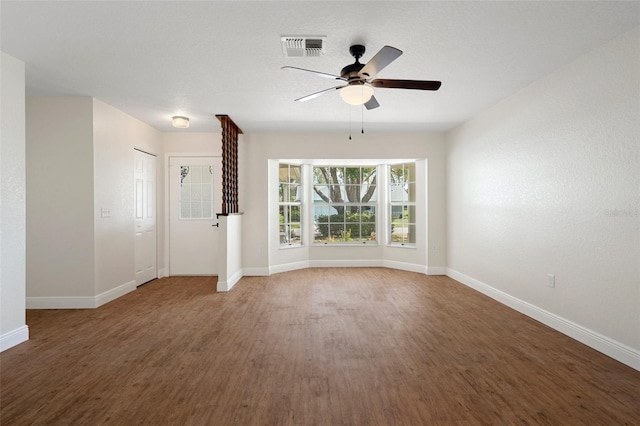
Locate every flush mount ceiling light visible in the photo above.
<box><xmin>339</xmin><ymin>84</ymin><xmax>374</xmax><ymax>105</ymax></box>
<box><xmin>171</xmin><ymin>116</ymin><xmax>190</xmax><ymax>128</ymax></box>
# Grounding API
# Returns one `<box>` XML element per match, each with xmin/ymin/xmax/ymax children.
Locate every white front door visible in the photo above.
<box><xmin>169</xmin><ymin>156</ymin><xmax>221</xmax><ymax>275</ymax></box>
<box><xmin>134</xmin><ymin>150</ymin><xmax>157</xmax><ymax>285</ymax></box>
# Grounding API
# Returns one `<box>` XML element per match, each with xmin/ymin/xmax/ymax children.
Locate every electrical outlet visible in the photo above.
<box><xmin>547</xmin><ymin>274</ymin><xmax>555</xmax><ymax>288</ymax></box>
<box><xmin>432</xmin><ymin>245</ymin><xmax>438</xmax><ymax>253</ymax></box>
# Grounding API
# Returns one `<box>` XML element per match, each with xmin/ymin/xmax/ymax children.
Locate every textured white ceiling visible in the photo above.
<box><xmin>1</xmin><ymin>1</ymin><xmax>638</xmax><ymax>133</ymax></box>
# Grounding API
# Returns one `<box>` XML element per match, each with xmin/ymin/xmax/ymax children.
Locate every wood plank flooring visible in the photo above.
<box><xmin>1</xmin><ymin>268</ymin><xmax>638</xmax><ymax>425</ymax></box>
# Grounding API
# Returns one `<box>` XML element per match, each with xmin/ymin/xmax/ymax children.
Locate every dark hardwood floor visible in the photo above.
<box><xmin>1</xmin><ymin>268</ymin><xmax>638</xmax><ymax>425</ymax></box>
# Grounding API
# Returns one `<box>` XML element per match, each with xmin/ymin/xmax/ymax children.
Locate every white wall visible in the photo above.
<box><xmin>26</xmin><ymin>97</ymin><xmax>163</xmax><ymax>307</ymax></box>
<box><xmin>0</xmin><ymin>52</ymin><xmax>28</xmax><ymax>351</ymax></box>
<box><xmin>26</xmin><ymin>97</ymin><xmax>96</xmax><ymax>299</ymax></box>
<box><xmin>240</xmin><ymin>132</ymin><xmax>447</xmax><ymax>275</ymax></box>
<box><xmin>92</xmin><ymin>99</ymin><xmax>162</xmax><ymax>294</ymax></box>
<box><xmin>446</xmin><ymin>28</ymin><xmax>640</xmax><ymax>368</ymax></box>
<box><xmin>163</xmin><ymin>132</ymin><xmax>221</xmax><ymax>154</ymax></box>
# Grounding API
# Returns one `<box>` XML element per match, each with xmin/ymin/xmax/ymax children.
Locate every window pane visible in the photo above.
<box><xmin>362</xmin><ymin>184</ymin><xmax>376</xmax><ymax>202</ymax></box>
<box><xmin>391</xmin><ymin>205</ymin><xmax>403</xmax><ymax>220</ymax></box>
<box><xmin>290</xmin><ymin>227</ymin><xmax>301</xmax><ymax>244</ymax></box>
<box><xmin>346</xmin><ymin>223</ymin><xmax>360</xmax><ymax>240</ymax></box>
<box><xmin>314</xmin><ymin>204</ymin><xmax>330</xmax><ymax>220</ymax></box>
<box><xmin>330</xmin><ymin>167</ymin><xmax>344</xmax><ymax>184</ymax></box>
<box><xmin>390</xmin><ymin>184</ymin><xmax>404</xmax><ymax>203</ymax></box>
<box><xmin>346</xmin><ymin>206</ymin><xmax>360</xmax><ymax>222</ymax></box>
<box><xmin>191</xmin><ymin>165</ymin><xmax>203</xmax><ymax>183</ymax></box>
<box><xmin>330</xmin><ymin>224</ymin><xmax>345</xmax><ymax>241</ymax></box>
<box><xmin>290</xmin><ymin>165</ymin><xmax>301</xmax><ymax>184</ymax></box>
<box><xmin>202</xmin><ymin>184</ymin><xmax>212</xmax><ymax>201</ymax></box>
<box><xmin>345</xmin><ymin>167</ymin><xmax>360</xmax><ymax>184</ymax></box>
<box><xmin>344</xmin><ymin>185</ymin><xmax>360</xmax><ymax>203</ymax></box>
<box><xmin>330</xmin><ymin>208</ymin><xmax>345</xmax><ymax>223</ymax></box>
<box><xmin>191</xmin><ymin>201</ymin><xmax>202</xmax><ymax>219</ymax></box>
<box><xmin>390</xmin><ymin>165</ymin><xmax>403</xmax><ymax>183</ymax></box>
<box><xmin>290</xmin><ymin>184</ymin><xmax>301</xmax><ymax>202</ymax></box>
<box><xmin>279</xmin><ymin>205</ymin><xmax>287</xmax><ymax>224</ymax></box>
<box><xmin>290</xmin><ymin>205</ymin><xmax>301</xmax><ymax>223</ymax></box>
<box><xmin>191</xmin><ymin>184</ymin><xmax>202</xmax><ymax>201</ymax></box>
<box><xmin>313</xmin><ymin>168</ymin><xmax>329</xmax><ymax>184</ymax></box>
<box><xmin>181</xmin><ymin>202</ymin><xmax>190</xmax><ymax>218</ymax></box>
<box><xmin>279</xmin><ymin>163</ymin><xmax>289</xmax><ymax>183</ymax></box>
<box><xmin>313</xmin><ymin>185</ymin><xmax>330</xmax><ymax>201</ymax></box>
<box><xmin>202</xmin><ymin>201</ymin><xmax>212</xmax><ymax>219</ymax></box>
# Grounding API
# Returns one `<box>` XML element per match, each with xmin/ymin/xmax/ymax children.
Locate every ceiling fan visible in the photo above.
<box><xmin>282</xmin><ymin>44</ymin><xmax>441</xmax><ymax>110</ymax></box>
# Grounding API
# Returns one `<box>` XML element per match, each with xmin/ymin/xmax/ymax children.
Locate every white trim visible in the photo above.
<box><xmin>26</xmin><ymin>280</ymin><xmax>137</xmax><ymax>309</ymax></box>
<box><xmin>27</xmin><ymin>295</ymin><xmax>96</xmax><ymax>309</ymax></box>
<box><xmin>270</xmin><ymin>260</ymin><xmax>310</xmax><ymax>275</ymax></box>
<box><xmin>243</xmin><ymin>267</ymin><xmax>270</xmax><ymax>276</ymax></box>
<box><xmin>309</xmin><ymin>259</ymin><xmax>383</xmax><ymax>268</ymax></box>
<box><xmin>426</xmin><ymin>266</ymin><xmax>446</xmax><ymax>275</ymax></box>
<box><xmin>0</xmin><ymin>325</ymin><xmax>29</xmax><ymax>352</ymax></box>
<box><xmin>95</xmin><ymin>280</ymin><xmax>137</xmax><ymax>307</ymax></box>
<box><xmin>446</xmin><ymin>268</ymin><xmax>640</xmax><ymax>371</ymax></box>
<box><xmin>382</xmin><ymin>260</ymin><xmax>426</xmax><ymax>274</ymax></box>
<box><xmin>217</xmin><ymin>269</ymin><xmax>244</xmax><ymax>292</ymax></box>
<box><xmin>157</xmin><ymin>268</ymin><xmax>166</xmax><ymax>278</ymax></box>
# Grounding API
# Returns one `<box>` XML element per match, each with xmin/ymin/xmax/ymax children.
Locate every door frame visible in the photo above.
<box><xmin>164</xmin><ymin>152</ymin><xmax>219</xmax><ymax>276</ymax></box>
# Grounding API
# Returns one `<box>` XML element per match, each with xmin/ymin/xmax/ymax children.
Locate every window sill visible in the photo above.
<box><xmin>279</xmin><ymin>244</ymin><xmax>303</xmax><ymax>250</ymax></box>
<box><xmin>312</xmin><ymin>243</ymin><xmax>379</xmax><ymax>247</ymax></box>
<box><xmin>387</xmin><ymin>243</ymin><xmax>417</xmax><ymax>249</ymax></box>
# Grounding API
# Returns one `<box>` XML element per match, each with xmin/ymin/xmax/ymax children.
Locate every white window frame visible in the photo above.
<box><xmin>312</xmin><ymin>165</ymin><xmax>378</xmax><ymax>245</ymax></box>
<box><xmin>278</xmin><ymin>163</ymin><xmax>303</xmax><ymax>247</ymax></box>
<box><xmin>388</xmin><ymin>162</ymin><xmax>416</xmax><ymax>247</ymax></box>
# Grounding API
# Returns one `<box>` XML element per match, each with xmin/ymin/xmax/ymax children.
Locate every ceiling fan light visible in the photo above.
<box><xmin>172</xmin><ymin>116</ymin><xmax>190</xmax><ymax>128</ymax></box>
<box><xmin>340</xmin><ymin>84</ymin><xmax>374</xmax><ymax>105</ymax></box>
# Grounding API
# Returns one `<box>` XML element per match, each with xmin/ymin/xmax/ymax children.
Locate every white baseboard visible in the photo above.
<box><xmin>309</xmin><ymin>259</ymin><xmax>383</xmax><ymax>268</ymax></box>
<box><xmin>157</xmin><ymin>268</ymin><xmax>166</xmax><ymax>278</ymax></box>
<box><xmin>243</xmin><ymin>267</ymin><xmax>270</xmax><ymax>276</ymax></box>
<box><xmin>26</xmin><ymin>295</ymin><xmax>97</xmax><ymax>309</ymax></box>
<box><xmin>446</xmin><ymin>268</ymin><xmax>640</xmax><ymax>371</ymax></box>
<box><xmin>95</xmin><ymin>280</ymin><xmax>137</xmax><ymax>307</ymax></box>
<box><xmin>426</xmin><ymin>266</ymin><xmax>446</xmax><ymax>275</ymax></box>
<box><xmin>217</xmin><ymin>269</ymin><xmax>243</xmax><ymax>292</ymax></box>
<box><xmin>262</xmin><ymin>261</ymin><xmax>436</xmax><ymax>276</ymax></box>
<box><xmin>0</xmin><ymin>325</ymin><xmax>29</xmax><ymax>352</ymax></box>
<box><xmin>382</xmin><ymin>260</ymin><xmax>426</xmax><ymax>274</ymax></box>
<box><xmin>270</xmin><ymin>260</ymin><xmax>310</xmax><ymax>275</ymax></box>
<box><xmin>26</xmin><ymin>280</ymin><xmax>137</xmax><ymax>309</ymax></box>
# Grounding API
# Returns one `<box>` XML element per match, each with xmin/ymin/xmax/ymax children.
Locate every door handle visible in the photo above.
<box><xmin>212</xmin><ymin>223</ymin><xmax>219</xmax><ymax>228</ymax></box>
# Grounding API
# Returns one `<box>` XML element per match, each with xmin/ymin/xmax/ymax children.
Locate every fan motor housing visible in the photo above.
<box><xmin>341</xmin><ymin>62</ymin><xmax>365</xmax><ymax>81</ymax></box>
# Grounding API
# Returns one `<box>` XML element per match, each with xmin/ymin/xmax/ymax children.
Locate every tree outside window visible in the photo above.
<box><xmin>313</xmin><ymin>166</ymin><xmax>377</xmax><ymax>244</ymax></box>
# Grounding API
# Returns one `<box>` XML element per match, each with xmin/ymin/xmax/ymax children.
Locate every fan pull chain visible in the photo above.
<box><xmin>361</xmin><ymin>103</ymin><xmax>364</xmax><ymax>134</ymax></box>
<box><xmin>349</xmin><ymin>104</ymin><xmax>352</xmax><ymax>140</ymax></box>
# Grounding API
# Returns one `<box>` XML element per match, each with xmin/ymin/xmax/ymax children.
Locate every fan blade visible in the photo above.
<box><xmin>282</xmin><ymin>66</ymin><xmax>345</xmax><ymax>80</ymax></box>
<box><xmin>370</xmin><ymin>79</ymin><xmax>441</xmax><ymax>91</ymax></box>
<box><xmin>364</xmin><ymin>95</ymin><xmax>380</xmax><ymax>110</ymax></box>
<box><xmin>295</xmin><ymin>85</ymin><xmax>344</xmax><ymax>102</ymax></box>
<box><xmin>358</xmin><ymin>46</ymin><xmax>403</xmax><ymax>79</ymax></box>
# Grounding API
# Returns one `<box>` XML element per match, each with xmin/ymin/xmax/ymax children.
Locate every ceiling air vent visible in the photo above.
<box><xmin>281</xmin><ymin>36</ymin><xmax>326</xmax><ymax>58</ymax></box>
